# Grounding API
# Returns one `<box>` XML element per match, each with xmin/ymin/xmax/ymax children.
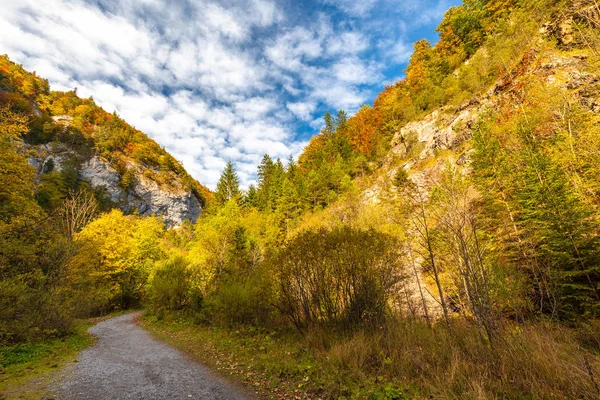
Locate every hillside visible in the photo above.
<box><xmin>2</xmin><ymin>0</ymin><xmax>600</xmax><ymax>399</ymax></box>
<box><xmin>0</xmin><ymin>55</ymin><xmax>210</xmax><ymax>226</ymax></box>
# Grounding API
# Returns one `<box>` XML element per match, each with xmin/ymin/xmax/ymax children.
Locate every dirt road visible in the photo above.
<box><xmin>56</xmin><ymin>312</ymin><xmax>249</xmax><ymax>399</ymax></box>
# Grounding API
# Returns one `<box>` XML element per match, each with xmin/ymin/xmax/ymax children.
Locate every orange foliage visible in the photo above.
<box><xmin>345</xmin><ymin>105</ymin><xmax>382</xmax><ymax>156</ymax></box>
<box><xmin>436</xmin><ymin>6</ymin><xmax>465</xmax><ymax>58</ymax></box>
<box><xmin>298</xmin><ymin>134</ymin><xmax>326</xmax><ymax>169</ymax></box>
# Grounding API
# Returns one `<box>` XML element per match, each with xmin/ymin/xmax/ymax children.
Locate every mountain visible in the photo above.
<box><xmin>3</xmin><ymin>1</ymin><xmax>600</xmax><ymax>398</ymax></box>
<box><xmin>235</xmin><ymin>0</ymin><xmax>600</xmax><ymax>322</ymax></box>
<box><xmin>0</xmin><ymin>55</ymin><xmax>210</xmax><ymax>226</ymax></box>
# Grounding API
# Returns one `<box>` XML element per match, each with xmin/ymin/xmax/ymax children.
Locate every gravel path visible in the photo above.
<box><xmin>56</xmin><ymin>312</ymin><xmax>250</xmax><ymax>399</ymax></box>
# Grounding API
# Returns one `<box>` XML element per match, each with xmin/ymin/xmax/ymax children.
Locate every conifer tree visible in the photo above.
<box><xmin>323</xmin><ymin>112</ymin><xmax>335</xmax><ymax>138</ymax></box>
<box><xmin>244</xmin><ymin>184</ymin><xmax>258</xmax><ymax>208</ymax></box>
<box><xmin>215</xmin><ymin>161</ymin><xmax>241</xmax><ymax>206</ymax></box>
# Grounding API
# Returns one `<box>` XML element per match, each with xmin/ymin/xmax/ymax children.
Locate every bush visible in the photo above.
<box><xmin>0</xmin><ymin>272</ymin><xmax>74</xmax><ymax>344</ymax></box>
<box><xmin>274</xmin><ymin>226</ymin><xmax>406</xmax><ymax>331</ymax></box>
<box><xmin>204</xmin><ymin>267</ymin><xmax>274</xmax><ymax>327</ymax></box>
<box><xmin>147</xmin><ymin>256</ymin><xmax>200</xmax><ymax>317</ymax></box>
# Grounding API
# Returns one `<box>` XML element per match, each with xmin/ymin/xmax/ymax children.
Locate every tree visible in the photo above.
<box><xmin>57</xmin><ymin>190</ymin><xmax>99</xmax><ymax>238</ymax></box>
<box><xmin>215</xmin><ymin>161</ymin><xmax>241</xmax><ymax>206</ymax></box>
<box><xmin>75</xmin><ymin>210</ymin><xmax>165</xmax><ymax>308</ymax></box>
<box><xmin>345</xmin><ymin>105</ymin><xmax>383</xmax><ymax>157</ymax></box>
<box><xmin>0</xmin><ymin>107</ymin><xmax>39</xmax><ymax>223</ymax></box>
<box><xmin>244</xmin><ymin>184</ymin><xmax>258</xmax><ymax>208</ymax></box>
<box><xmin>394</xmin><ymin>169</ymin><xmax>453</xmax><ymax>332</ymax></box>
<box><xmin>256</xmin><ymin>155</ymin><xmax>284</xmax><ymax>212</ymax></box>
<box><xmin>430</xmin><ymin>164</ymin><xmax>501</xmax><ymax>342</ymax></box>
<box><xmin>323</xmin><ymin>112</ymin><xmax>335</xmax><ymax>138</ymax></box>
<box><xmin>276</xmin><ymin>177</ymin><xmax>302</xmax><ymax>235</ymax></box>
<box><xmin>336</xmin><ymin>110</ymin><xmax>348</xmax><ymax>134</ymax></box>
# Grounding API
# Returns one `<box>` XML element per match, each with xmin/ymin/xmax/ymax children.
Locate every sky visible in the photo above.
<box><xmin>0</xmin><ymin>0</ymin><xmax>460</xmax><ymax>189</ymax></box>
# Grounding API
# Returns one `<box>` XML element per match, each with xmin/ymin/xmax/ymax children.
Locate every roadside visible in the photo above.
<box><xmin>0</xmin><ymin>310</ymin><xmax>132</xmax><ymax>400</ymax></box>
<box><xmin>140</xmin><ymin>314</ymin><xmax>410</xmax><ymax>400</ymax></box>
<box><xmin>0</xmin><ymin>321</ymin><xmax>94</xmax><ymax>400</ymax></box>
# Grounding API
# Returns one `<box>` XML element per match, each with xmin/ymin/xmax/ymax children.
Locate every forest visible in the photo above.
<box><xmin>2</xmin><ymin>0</ymin><xmax>600</xmax><ymax>398</ymax></box>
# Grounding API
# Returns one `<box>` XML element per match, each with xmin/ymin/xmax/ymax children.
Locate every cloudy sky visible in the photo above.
<box><xmin>0</xmin><ymin>0</ymin><xmax>459</xmax><ymax>189</ymax></box>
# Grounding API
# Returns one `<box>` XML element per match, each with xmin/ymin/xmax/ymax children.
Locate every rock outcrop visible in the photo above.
<box><xmin>29</xmin><ymin>149</ymin><xmax>201</xmax><ymax>227</ymax></box>
<box><xmin>80</xmin><ymin>156</ymin><xmax>202</xmax><ymax>226</ymax></box>
<box><xmin>364</xmin><ymin>48</ymin><xmax>598</xmax><ymax>205</ymax></box>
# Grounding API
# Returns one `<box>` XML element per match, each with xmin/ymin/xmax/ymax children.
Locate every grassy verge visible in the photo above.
<box><xmin>0</xmin><ymin>310</ymin><xmax>134</xmax><ymax>400</ymax></box>
<box><xmin>142</xmin><ymin>314</ymin><xmax>600</xmax><ymax>400</ymax></box>
<box><xmin>140</xmin><ymin>314</ymin><xmax>412</xmax><ymax>400</ymax></box>
<box><xmin>0</xmin><ymin>323</ymin><xmax>94</xmax><ymax>399</ymax></box>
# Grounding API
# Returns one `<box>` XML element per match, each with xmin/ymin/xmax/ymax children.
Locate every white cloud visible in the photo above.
<box><xmin>204</xmin><ymin>4</ymin><xmax>248</xmax><ymax>40</ymax></box>
<box><xmin>390</xmin><ymin>40</ymin><xmax>413</xmax><ymax>63</ymax></box>
<box><xmin>332</xmin><ymin>58</ymin><xmax>380</xmax><ymax>84</ymax></box>
<box><xmin>0</xmin><ymin>0</ymin><xmax>453</xmax><ymax>189</ymax></box>
<box><xmin>325</xmin><ymin>0</ymin><xmax>379</xmax><ymax>17</ymax></box>
<box><xmin>287</xmin><ymin>101</ymin><xmax>317</xmax><ymax>121</ymax></box>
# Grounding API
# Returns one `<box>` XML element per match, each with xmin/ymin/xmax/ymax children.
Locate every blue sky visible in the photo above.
<box><xmin>0</xmin><ymin>0</ymin><xmax>460</xmax><ymax>189</ymax></box>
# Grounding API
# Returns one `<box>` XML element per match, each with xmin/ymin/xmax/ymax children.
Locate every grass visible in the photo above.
<box><xmin>0</xmin><ymin>322</ymin><xmax>94</xmax><ymax>400</ymax></box>
<box><xmin>0</xmin><ymin>309</ymin><xmax>133</xmax><ymax>400</ymax></box>
<box><xmin>141</xmin><ymin>314</ymin><xmax>412</xmax><ymax>399</ymax></box>
<box><xmin>142</xmin><ymin>313</ymin><xmax>600</xmax><ymax>400</ymax></box>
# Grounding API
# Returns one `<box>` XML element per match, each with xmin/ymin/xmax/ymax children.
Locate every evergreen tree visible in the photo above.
<box><xmin>276</xmin><ymin>177</ymin><xmax>302</xmax><ymax>235</ymax></box>
<box><xmin>256</xmin><ymin>155</ymin><xmax>285</xmax><ymax>212</ymax></box>
<box><xmin>244</xmin><ymin>184</ymin><xmax>258</xmax><ymax>208</ymax></box>
<box><xmin>287</xmin><ymin>155</ymin><xmax>297</xmax><ymax>181</ymax></box>
<box><xmin>256</xmin><ymin>154</ymin><xmax>274</xmax><ymax>211</ymax></box>
<box><xmin>515</xmin><ymin>147</ymin><xmax>600</xmax><ymax>318</ymax></box>
<box><xmin>323</xmin><ymin>112</ymin><xmax>335</xmax><ymax>138</ymax></box>
<box><xmin>336</xmin><ymin>110</ymin><xmax>348</xmax><ymax>133</ymax></box>
<box><xmin>215</xmin><ymin>161</ymin><xmax>241</xmax><ymax>206</ymax></box>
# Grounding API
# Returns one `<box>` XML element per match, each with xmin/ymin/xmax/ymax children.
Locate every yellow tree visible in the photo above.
<box><xmin>75</xmin><ymin>210</ymin><xmax>165</xmax><ymax>308</ymax></box>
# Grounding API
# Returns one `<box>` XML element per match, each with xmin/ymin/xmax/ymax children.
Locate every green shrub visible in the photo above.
<box><xmin>204</xmin><ymin>267</ymin><xmax>274</xmax><ymax>327</ymax></box>
<box><xmin>147</xmin><ymin>256</ymin><xmax>200</xmax><ymax>317</ymax></box>
<box><xmin>0</xmin><ymin>272</ymin><xmax>74</xmax><ymax>344</ymax></box>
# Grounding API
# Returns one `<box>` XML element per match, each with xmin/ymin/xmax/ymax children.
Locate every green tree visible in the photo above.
<box><xmin>243</xmin><ymin>184</ymin><xmax>258</xmax><ymax>208</ymax></box>
<box><xmin>215</xmin><ymin>161</ymin><xmax>241</xmax><ymax>206</ymax></box>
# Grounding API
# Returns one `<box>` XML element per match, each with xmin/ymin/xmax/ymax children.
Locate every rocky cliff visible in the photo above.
<box><xmin>27</xmin><ymin>145</ymin><xmax>201</xmax><ymax>227</ymax></box>
<box><xmin>365</xmin><ymin>47</ymin><xmax>599</xmax><ymax>204</ymax></box>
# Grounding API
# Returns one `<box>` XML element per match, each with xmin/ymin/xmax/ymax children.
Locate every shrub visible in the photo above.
<box><xmin>273</xmin><ymin>226</ymin><xmax>406</xmax><ymax>331</ymax></box>
<box><xmin>0</xmin><ymin>272</ymin><xmax>74</xmax><ymax>344</ymax></box>
<box><xmin>204</xmin><ymin>267</ymin><xmax>274</xmax><ymax>327</ymax></box>
<box><xmin>147</xmin><ymin>256</ymin><xmax>199</xmax><ymax>317</ymax></box>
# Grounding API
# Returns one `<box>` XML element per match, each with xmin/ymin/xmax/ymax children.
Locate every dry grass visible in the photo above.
<box><xmin>144</xmin><ymin>312</ymin><xmax>600</xmax><ymax>399</ymax></box>
<box><xmin>314</xmin><ymin>318</ymin><xmax>600</xmax><ymax>399</ymax></box>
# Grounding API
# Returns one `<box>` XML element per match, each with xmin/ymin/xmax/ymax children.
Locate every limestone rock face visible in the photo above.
<box><xmin>363</xmin><ymin>50</ymin><xmax>599</xmax><ymax>207</ymax></box>
<box><xmin>125</xmin><ymin>171</ymin><xmax>202</xmax><ymax>227</ymax></box>
<box><xmin>28</xmin><ymin>147</ymin><xmax>202</xmax><ymax>227</ymax></box>
<box><xmin>79</xmin><ymin>156</ymin><xmax>123</xmax><ymax>202</ymax></box>
<box><xmin>390</xmin><ymin>107</ymin><xmax>477</xmax><ymax>162</ymax></box>
<box><xmin>79</xmin><ymin>156</ymin><xmax>201</xmax><ymax>227</ymax></box>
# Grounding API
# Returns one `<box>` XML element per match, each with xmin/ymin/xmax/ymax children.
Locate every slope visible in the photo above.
<box><xmin>0</xmin><ymin>55</ymin><xmax>211</xmax><ymax>226</ymax></box>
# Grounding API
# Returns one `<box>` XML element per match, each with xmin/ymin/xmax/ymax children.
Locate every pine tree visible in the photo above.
<box><xmin>215</xmin><ymin>161</ymin><xmax>241</xmax><ymax>206</ymax></box>
<box><xmin>276</xmin><ymin>177</ymin><xmax>302</xmax><ymax>235</ymax></box>
<box><xmin>244</xmin><ymin>184</ymin><xmax>258</xmax><ymax>208</ymax></box>
<box><xmin>287</xmin><ymin>156</ymin><xmax>297</xmax><ymax>181</ymax></box>
<box><xmin>515</xmin><ymin>148</ymin><xmax>600</xmax><ymax>318</ymax></box>
<box><xmin>256</xmin><ymin>154</ymin><xmax>274</xmax><ymax>211</ymax></box>
<box><xmin>323</xmin><ymin>112</ymin><xmax>335</xmax><ymax>138</ymax></box>
<box><xmin>336</xmin><ymin>110</ymin><xmax>348</xmax><ymax>134</ymax></box>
